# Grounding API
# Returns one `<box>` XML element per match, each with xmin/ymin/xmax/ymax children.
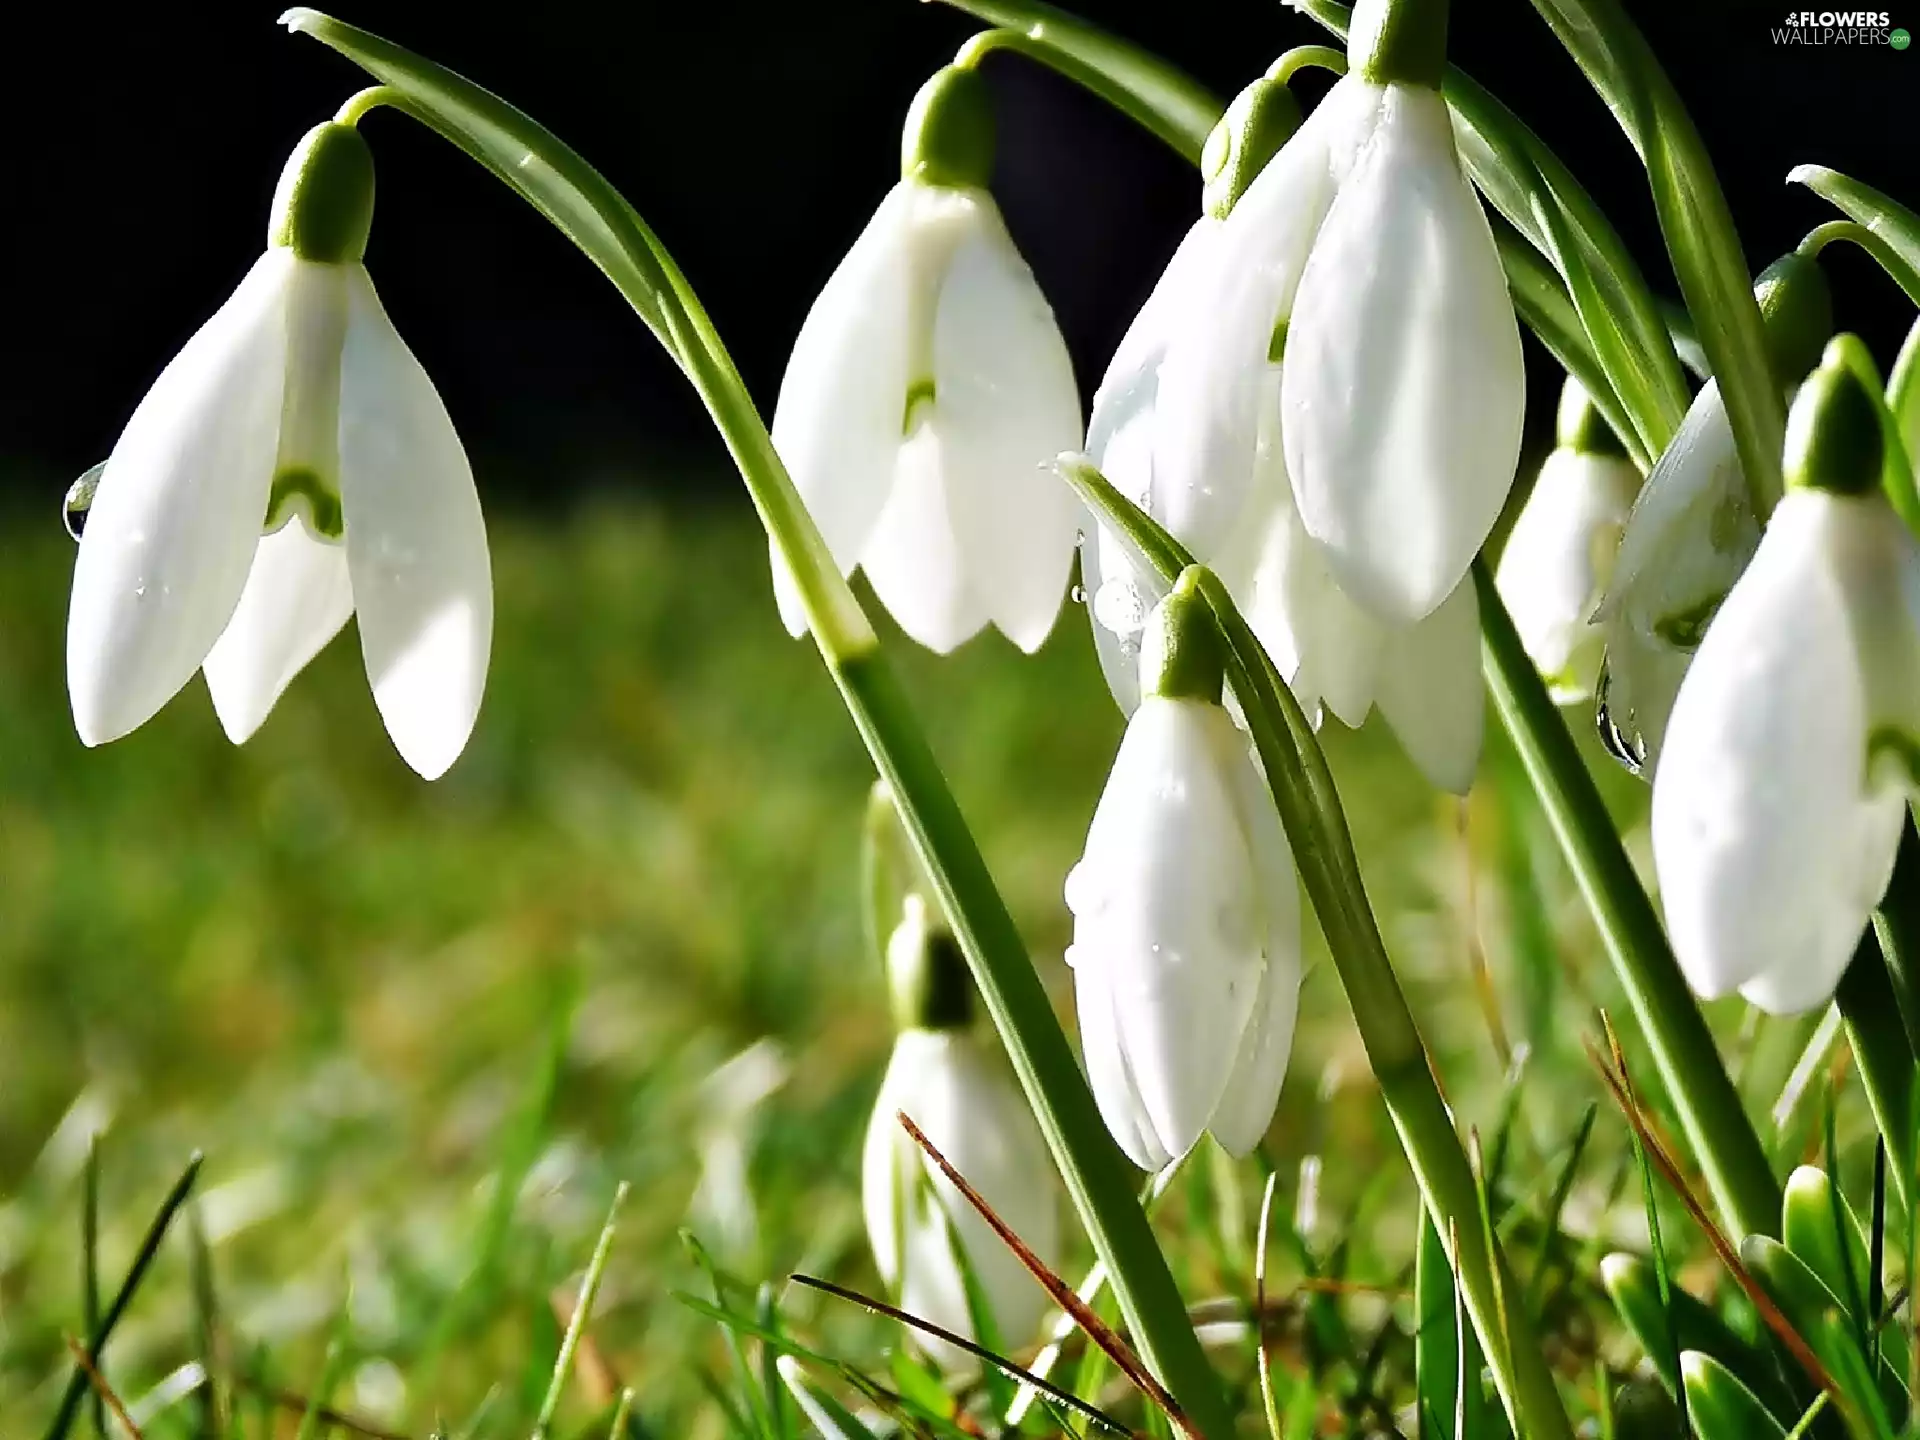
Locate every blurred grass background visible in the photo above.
<box><xmin>0</xmin><ymin>489</ymin><xmax>1849</xmax><ymax>1433</ymax></box>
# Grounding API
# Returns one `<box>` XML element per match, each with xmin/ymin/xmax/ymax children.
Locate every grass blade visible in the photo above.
<box><xmin>533</xmin><ymin>1183</ymin><xmax>629</xmax><ymax>1440</ymax></box>
<box><xmin>44</xmin><ymin>1152</ymin><xmax>203</xmax><ymax>1440</ymax></box>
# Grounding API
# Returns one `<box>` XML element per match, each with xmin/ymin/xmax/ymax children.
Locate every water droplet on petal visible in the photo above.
<box><xmin>64</xmin><ymin>462</ymin><xmax>105</xmax><ymax>541</ymax></box>
<box><xmin>1593</xmin><ymin>661</ymin><xmax>1646</xmax><ymax>776</ymax></box>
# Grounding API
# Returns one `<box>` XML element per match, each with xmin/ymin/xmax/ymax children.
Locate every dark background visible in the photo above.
<box><xmin>3</xmin><ymin>1</ymin><xmax>1912</xmax><ymax>510</ymax></box>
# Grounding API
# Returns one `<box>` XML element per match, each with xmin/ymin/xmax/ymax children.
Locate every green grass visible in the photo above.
<box><xmin>0</xmin><ymin>490</ymin><xmax>1883</xmax><ymax>1435</ymax></box>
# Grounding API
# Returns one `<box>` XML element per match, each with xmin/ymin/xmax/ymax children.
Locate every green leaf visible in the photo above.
<box><xmin>1476</xmin><ymin>565</ymin><xmax>1781</xmax><ymax>1242</ymax></box>
<box><xmin>1523</xmin><ymin>0</ymin><xmax>1786</xmax><ymax>515</ymax></box>
<box><xmin>1682</xmin><ymin>1351</ymin><xmax>1790</xmax><ymax>1440</ymax></box>
<box><xmin>930</xmin><ymin>0</ymin><xmax>1223</xmax><ymax>161</ymax></box>
<box><xmin>1602</xmin><ymin>1252</ymin><xmax>1796</xmax><ymax>1416</ymax></box>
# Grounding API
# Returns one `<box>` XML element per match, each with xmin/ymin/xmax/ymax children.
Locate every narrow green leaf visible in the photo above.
<box><xmin>534</xmin><ymin>1184</ymin><xmax>629</xmax><ymax>1440</ymax></box>
<box><xmin>1602</xmin><ymin>1252</ymin><xmax>1797</xmax><ymax>1416</ymax></box>
<box><xmin>774</xmin><ymin>1357</ymin><xmax>878</xmax><ymax>1440</ymax></box>
<box><xmin>80</xmin><ymin>1133</ymin><xmax>104</xmax><ymax>1440</ymax></box>
<box><xmin>44</xmin><ymin>1152</ymin><xmax>203</xmax><ymax>1440</ymax></box>
<box><xmin>1835</xmin><ymin>942</ymin><xmax>1918</xmax><ymax>1216</ymax></box>
<box><xmin>1682</xmin><ymin>1351</ymin><xmax>1790</xmax><ymax>1439</ymax></box>
<box><xmin>1477</xmin><ymin>565</ymin><xmax>1780</xmax><ymax>1240</ymax></box>
<box><xmin>1524</xmin><ymin>0</ymin><xmax>1786</xmax><ymax>515</ymax></box>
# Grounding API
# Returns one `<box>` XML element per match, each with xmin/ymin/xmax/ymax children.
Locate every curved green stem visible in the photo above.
<box><xmin>333</xmin><ymin>84</ymin><xmax>399</xmax><ymax>125</ymax></box>
<box><xmin>283</xmin><ymin>11</ymin><xmax>1234</xmax><ymax>1432</ymax></box>
<box><xmin>1798</xmin><ymin>219</ymin><xmax>1920</xmax><ymax>311</ymax></box>
<box><xmin>1475</xmin><ymin>565</ymin><xmax>1780</xmax><ymax>1241</ymax></box>
<box><xmin>930</xmin><ymin>0</ymin><xmax>1222</xmax><ymax>161</ymax></box>
<box><xmin>1063</xmin><ymin>460</ymin><xmax>1575</xmax><ymax>1440</ymax></box>
<box><xmin>1267</xmin><ymin>44</ymin><xmax>1348</xmax><ymax>83</ymax></box>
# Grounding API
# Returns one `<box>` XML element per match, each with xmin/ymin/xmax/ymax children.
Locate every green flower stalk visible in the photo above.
<box><xmin>281</xmin><ymin>11</ymin><xmax>1238</xmax><ymax>1430</ymax></box>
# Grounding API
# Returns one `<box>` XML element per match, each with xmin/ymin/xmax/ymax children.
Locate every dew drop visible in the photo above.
<box><xmin>1593</xmin><ymin>662</ymin><xmax>1647</xmax><ymax>776</ymax></box>
<box><xmin>1070</xmin><ymin>584</ymin><xmax>1088</xmax><ymax>605</ymax></box>
<box><xmin>63</xmin><ymin>462</ymin><xmax>105</xmax><ymax>541</ymax></box>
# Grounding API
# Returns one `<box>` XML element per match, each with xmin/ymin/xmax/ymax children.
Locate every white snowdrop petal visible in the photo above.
<box><xmin>67</xmin><ymin>250</ymin><xmax>297</xmax><ymax>745</ymax></box>
<box><xmin>934</xmin><ymin>200</ymin><xmax>1084</xmax><ymax>652</ymax></box>
<box><xmin>1071</xmin><ymin>699</ymin><xmax>1264</xmax><ymax>1163</ymax></box>
<box><xmin>768</xmin><ymin>182</ymin><xmax>921</xmax><ymax>636</ymax></box>
<box><xmin>1652</xmin><ymin>492</ymin><xmax>1906</xmax><ymax>1009</ymax></box>
<box><xmin>1594</xmin><ymin>383</ymin><xmax>1752</xmax><ymax>770</ymax></box>
<box><xmin>865</xmin><ymin>1032</ymin><xmax>1058</xmax><ymax>1368</ymax></box>
<box><xmin>1071</xmin><ymin>945</ymin><xmax>1174</xmax><ymax>1171</ymax></box>
<box><xmin>1081</xmin><ymin>223</ymin><xmax>1226</xmax><ymax>711</ymax></box>
<box><xmin>1207</xmin><ymin>957</ymin><xmax>1301</xmax><ymax>1156</ymax></box>
<box><xmin>1207</xmin><ymin>722</ymin><xmax>1303</xmax><ymax>1155</ymax></box>
<box><xmin>1283</xmin><ymin>84</ymin><xmax>1525</xmax><ymax>623</ymax></box>
<box><xmin>1496</xmin><ymin>450</ymin><xmax>1640</xmax><ymax>703</ymax></box>
<box><xmin>202</xmin><ymin>521</ymin><xmax>354</xmax><ymax>742</ymax></box>
<box><xmin>337</xmin><ymin>268</ymin><xmax>491</xmax><ymax>780</ymax></box>
<box><xmin>1374</xmin><ymin>576</ymin><xmax>1485</xmax><ymax>794</ymax></box>
<box><xmin>1151</xmin><ymin>80</ymin><xmax>1380</xmax><ymax>563</ymax></box>
<box><xmin>860</xmin><ymin>427</ymin><xmax>992</xmax><ymax>652</ymax></box>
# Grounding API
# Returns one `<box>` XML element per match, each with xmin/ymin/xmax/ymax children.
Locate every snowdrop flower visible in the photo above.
<box><xmin>1652</xmin><ymin>343</ymin><xmax>1920</xmax><ymax>1015</ymax></box>
<box><xmin>1597</xmin><ymin>253</ymin><xmax>1833</xmax><ymax>772</ymax></box>
<box><xmin>66</xmin><ymin>121</ymin><xmax>489</xmax><ymax>779</ymax></box>
<box><xmin>1082</xmin><ymin>74</ymin><xmax>1482</xmax><ymax>793</ymax></box>
<box><xmin>1067</xmin><ymin>573</ymin><xmax>1303</xmax><ymax>1170</ymax></box>
<box><xmin>1496</xmin><ymin>380</ymin><xmax>1641</xmax><ymax>704</ymax></box>
<box><xmin>769</xmin><ymin>65</ymin><xmax>1082</xmax><ymax>654</ymax></box>
<box><xmin>1145</xmin><ymin>0</ymin><xmax>1523</xmax><ymax>625</ymax></box>
<box><xmin>863</xmin><ymin>896</ymin><xmax>1059</xmax><ymax>1370</ymax></box>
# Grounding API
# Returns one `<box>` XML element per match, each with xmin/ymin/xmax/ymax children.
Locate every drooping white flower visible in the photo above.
<box><xmin>1082</xmin><ymin>188</ymin><xmax>1483</xmax><ymax>792</ymax></box>
<box><xmin>1652</xmin><ymin>350</ymin><xmax>1920</xmax><ymax>1014</ymax></box>
<box><xmin>1496</xmin><ymin>380</ymin><xmax>1642</xmax><ymax>704</ymax></box>
<box><xmin>769</xmin><ymin>67</ymin><xmax>1082</xmax><ymax>654</ymax></box>
<box><xmin>862</xmin><ymin>897</ymin><xmax>1059</xmax><ymax>1370</ymax></box>
<box><xmin>1595</xmin><ymin>252</ymin><xmax>1834</xmax><ymax>773</ymax></box>
<box><xmin>66</xmin><ymin>122</ymin><xmax>490</xmax><ymax>780</ymax></box>
<box><xmin>1149</xmin><ymin>67</ymin><xmax>1523</xmax><ymax>625</ymax></box>
<box><xmin>1592</xmin><ymin>381</ymin><xmax>1754</xmax><ymax>772</ymax></box>
<box><xmin>1067</xmin><ymin>577</ymin><xmax>1303</xmax><ymax>1170</ymax></box>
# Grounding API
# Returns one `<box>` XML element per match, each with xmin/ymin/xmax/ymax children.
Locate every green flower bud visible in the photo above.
<box><xmin>1785</xmin><ymin>337</ymin><xmax>1885</xmax><ymax>498</ymax></box>
<box><xmin>1201</xmin><ymin>77</ymin><xmax>1303</xmax><ymax>221</ymax></box>
<box><xmin>1754</xmin><ymin>251</ymin><xmax>1834</xmax><ymax>387</ymax></box>
<box><xmin>901</xmin><ymin>66</ymin><xmax>995</xmax><ymax>191</ymax></box>
<box><xmin>1780</xmin><ymin>1164</ymin><xmax>1871</xmax><ymax>1320</ymax></box>
<box><xmin>268</xmin><ymin>121</ymin><xmax>376</xmax><ymax>265</ymax></box>
<box><xmin>1140</xmin><ymin>567</ymin><xmax>1225</xmax><ymax>704</ymax></box>
<box><xmin>1681</xmin><ymin>1352</ymin><xmax>1789</xmax><ymax>1440</ymax></box>
<box><xmin>1554</xmin><ymin>376</ymin><xmax>1629</xmax><ymax>458</ymax></box>
<box><xmin>1348</xmin><ymin>0</ymin><xmax>1447</xmax><ymax>89</ymax></box>
<box><xmin>885</xmin><ymin>895</ymin><xmax>975</xmax><ymax>1032</ymax></box>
